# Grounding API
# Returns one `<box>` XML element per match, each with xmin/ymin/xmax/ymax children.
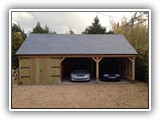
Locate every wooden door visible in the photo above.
<box><xmin>19</xmin><ymin>58</ymin><xmax>33</xmax><ymax>85</ymax></box>
<box><xmin>50</xmin><ymin>58</ymin><xmax>60</xmax><ymax>84</ymax></box>
<box><xmin>19</xmin><ymin>57</ymin><xmax>60</xmax><ymax>85</ymax></box>
<box><xmin>32</xmin><ymin>57</ymin><xmax>60</xmax><ymax>84</ymax></box>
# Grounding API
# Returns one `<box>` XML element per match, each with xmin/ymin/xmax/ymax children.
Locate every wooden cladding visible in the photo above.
<box><xmin>21</xmin><ymin>76</ymin><xmax>30</xmax><ymax>78</ymax></box>
<box><xmin>120</xmin><ymin>57</ymin><xmax>135</xmax><ymax>80</ymax></box>
<box><xmin>21</xmin><ymin>67</ymin><xmax>30</xmax><ymax>69</ymax></box>
<box><xmin>20</xmin><ymin>58</ymin><xmax>30</xmax><ymax>60</ymax></box>
<box><xmin>19</xmin><ymin>57</ymin><xmax>60</xmax><ymax>85</ymax></box>
<box><xmin>51</xmin><ymin>75</ymin><xmax>60</xmax><ymax>77</ymax></box>
<box><xmin>51</xmin><ymin>66</ymin><xmax>59</xmax><ymax>68</ymax></box>
<box><xmin>51</xmin><ymin>57</ymin><xmax>59</xmax><ymax>59</ymax></box>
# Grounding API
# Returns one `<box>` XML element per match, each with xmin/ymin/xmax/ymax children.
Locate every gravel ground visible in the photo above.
<box><xmin>12</xmin><ymin>81</ymin><xmax>148</xmax><ymax>109</ymax></box>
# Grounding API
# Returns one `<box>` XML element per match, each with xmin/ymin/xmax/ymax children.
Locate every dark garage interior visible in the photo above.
<box><xmin>61</xmin><ymin>58</ymin><xmax>96</xmax><ymax>81</ymax></box>
<box><xmin>99</xmin><ymin>58</ymin><xmax>121</xmax><ymax>79</ymax></box>
<box><xmin>61</xmin><ymin>57</ymin><xmax>132</xmax><ymax>82</ymax></box>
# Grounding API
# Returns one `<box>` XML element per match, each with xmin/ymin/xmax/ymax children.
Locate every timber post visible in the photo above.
<box><xmin>128</xmin><ymin>57</ymin><xmax>135</xmax><ymax>80</ymax></box>
<box><xmin>92</xmin><ymin>57</ymin><xmax>103</xmax><ymax>83</ymax></box>
<box><xmin>59</xmin><ymin>57</ymin><xmax>65</xmax><ymax>84</ymax></box>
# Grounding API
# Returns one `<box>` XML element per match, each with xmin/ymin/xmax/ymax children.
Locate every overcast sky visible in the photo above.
<box><xmin>12</xmin><ymin>11</ymin><xmax>135</xmax><ymax>34</ymax></box>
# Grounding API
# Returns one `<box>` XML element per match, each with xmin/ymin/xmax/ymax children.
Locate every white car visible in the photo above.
<box><xmin>71</xmin><ymin>70</ymin><xmax>90</xmax><ymax>81</ymax></box>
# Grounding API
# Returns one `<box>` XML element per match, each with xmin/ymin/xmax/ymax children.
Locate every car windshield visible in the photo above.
<box><xmin>72</xmin><ymin>70</ymin><xmax>88</xmax><ymax>74</ymax></box>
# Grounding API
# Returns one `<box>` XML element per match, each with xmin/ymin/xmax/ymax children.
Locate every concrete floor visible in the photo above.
<box><xmin>61</xmin><ymin>78</ymin><xmax>130</xmax><ymax>85</ymax></box>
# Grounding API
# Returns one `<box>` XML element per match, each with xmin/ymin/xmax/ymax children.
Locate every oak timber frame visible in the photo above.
<box><xmin>17</xmin><ymin>54</ymin><xmax>136</xmax><ymax>85</ymax></box>
<box><xmin>91</xmin><ymin>57</ymin><xmax>102</xmax><ymax>83</ymax></box>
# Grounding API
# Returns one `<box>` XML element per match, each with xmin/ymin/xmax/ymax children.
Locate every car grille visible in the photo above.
<box><xmin>109</xmin><ymin>74</ymin><xmax>116</xmax><ymax>77</ymax></box>
<box><xmin>77</xmin><ymin>75</ymin><xmax>85</xmax><ymax>77</ymax></box>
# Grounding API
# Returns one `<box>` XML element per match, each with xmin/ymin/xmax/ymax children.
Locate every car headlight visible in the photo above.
<box><xmin>104</xmin><ymin>74</ymin><xmax>109</xmax><ymax>77</ymax></box>
<box><xmin>116</xmin><ymin>74</ymin><xmax>120</xmax><ymax>77</ymax></box>
<box><xmin>71</xmin><ymin>74</ymin><xmax>76</xmax><ymax>77</ymax></box>
<box><xmin>85</xmin><ymin>74</ymin><xmax>90</xmax><ymax>77</ymax></box>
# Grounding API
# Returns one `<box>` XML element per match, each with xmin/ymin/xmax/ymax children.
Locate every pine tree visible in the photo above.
<box><xmin>82</xmin><ymin>16</ymin><xmax>106</xmax><ymax>34</ymax></box>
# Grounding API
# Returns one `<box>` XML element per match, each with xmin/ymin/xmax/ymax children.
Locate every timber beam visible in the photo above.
<box><xmin>92</xmin><ymin>57</ymin><xmax>103</xmax><ymax>83</ymax></box>
<box><xmin>59</xmin><ymin>57</ymin><xmax>65</xmax><ymax>63</ymax></box>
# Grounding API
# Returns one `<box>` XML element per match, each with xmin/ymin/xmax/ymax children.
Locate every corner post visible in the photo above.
<box><xmin>128</xmin><ymin>57</ymin><xmax>135</xmax><ymax>80</ymax></box>
<box><xmin>132</xmin><ymin>57</ymin><xmax>135</xmax><ymax>80</ymax></box>
<box><xmin>59</xmin><ymin>57</ymin><xmax>65</xmax><ymax>84</ymax></box>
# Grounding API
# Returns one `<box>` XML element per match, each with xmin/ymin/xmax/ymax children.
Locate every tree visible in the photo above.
<box><xmin>69</xmin><ymin>27</ymin><xmax>74</xmax><ymax>34</ymax></box>
<box><xmin>44</xmin><ymin>25</ymin><xmax>50</xmax><ymax>33</ymax></box>
<box><xmin>12</xmin><ymin>32</ymin><xmax>24</xmax><ymax>68</ymax></box>
<box><xmin>82</xmin><ymin>16</ymin><xmax>106</xmax><ymax>34</ymax></box>
<box><xmin>12</xmin><ymin>23</ymin><xmax>27</xmax><ymax>40</ymax></box>
<box><xmin>12</xmin><ymin>24</ymin><xmax>26</xmax><ymax>68</ymax></box>
<box><xmin>52</xmin><ymin>31</ymin><xmax>57</xmax><ymax>34</ymax></box>
<box><xmin>111</xmin><ymin>12</ymin><xmax>149</xmax><ymax>82</ymax></box>
<box><xmin>32</xmin><ymin>22</ymin><xmax>45</xmax><ymax>33</ymax></box>
<box><xmin>107</xmin><ymin>30</ymin><xmax>115</xmax><ymax>34</ymax></box>
<box><xmin>31</xmin><ymin>22</ymin><xmax>56</xmax><ymax>34</ymax></box>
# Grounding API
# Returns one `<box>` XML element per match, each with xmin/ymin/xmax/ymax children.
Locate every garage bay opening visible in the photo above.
<box><xmin>99</xmin><ymin>58</ymin><xmax>121</xmax><ymax>82</ymax></box>
<box><xmin>61</xmin><ymin>58</ymin><xmax>96</xmax><ymax>83</ymax></box>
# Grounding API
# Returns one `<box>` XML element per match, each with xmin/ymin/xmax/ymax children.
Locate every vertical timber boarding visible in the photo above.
<box><xmin>120</xmin><ymin>57</ymin><xmax>135</xmax><ymax>81</ymax></box>
<box><xmin>18</xmin><ymin>58</ymin><xmax>31</xmax><ymax>85</ymax></box>
<box><xmin>19</xmin><ymin>57</ymin><xmax>60</xmax><ymax>85</ymax></box>
<box><xmin>50</xmin><ymin>57</ymin><xmax>61</xmax><ymax>84</ymax></box>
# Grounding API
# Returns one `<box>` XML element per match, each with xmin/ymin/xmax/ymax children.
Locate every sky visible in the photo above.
<box><xmin>12</xmin><ymin>11</ymin><xmax>135</xmax><ymax>34</ymax></box>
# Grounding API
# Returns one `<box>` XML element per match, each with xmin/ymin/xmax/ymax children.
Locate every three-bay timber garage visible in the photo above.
<box><xmin>16</xmin><ymin>34</ymin><xmax>137</xmax><ymax>85</ymax></box>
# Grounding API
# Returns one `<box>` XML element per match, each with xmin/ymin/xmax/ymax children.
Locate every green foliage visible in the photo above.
<box><xmin>111</xmin><ymin>13</ymin><xmax>149</xmax><ymax>82</ymax></box>
<box><xmin>12</xmin><ymin>23</ymin><xmax>27</xmax><ymax>40</ymax></box>
<box><xmin>69</xmin><ymin>27</ymin><xmax>74</xmax><ymax>34</ymax></box>
<box><xmin>12</xmin><ymin>24</ymin><xmax>26</xmax><ymax>68</ymax></box>
<box><xmin>135</xmin><ymin>52</ymin><xmax>148</xmax><ymax>82</ymax></box>
<box><xmin>32</xmin><ymin>22</ymin><xmax>45</xmax><ymax>33</ymax></box>
<box><xmin>12</xmin><ymin>32</ymin><xmax>24</xmax><ymax>68</ymax></box>
<box><xmin>107</xmin><ymin>30</ymin><xmax>115</xmax><ymax>34</ymax></box>
<box><xmin>82</xmin><ymin>16</ymin><xmax>106</xmax><ymax>34</ymax></box>
<box><xmin>31</xmin><ymin>22</ymin><xmax>56</xmax><ymax>34</ymax></box>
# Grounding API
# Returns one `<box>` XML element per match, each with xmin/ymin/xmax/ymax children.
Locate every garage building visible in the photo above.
<box><xmin>16</xmin><ymin>34</ymin><xmax>137</xmax><ymax>85</ymax></box>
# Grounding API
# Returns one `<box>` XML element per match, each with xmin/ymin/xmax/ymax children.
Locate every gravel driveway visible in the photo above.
<box><xmin>12</xmin><ymin>81</ymin><xmax>148</xmax><ymax>109</ymax></box>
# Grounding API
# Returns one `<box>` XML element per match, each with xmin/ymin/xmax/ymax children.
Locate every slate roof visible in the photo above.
<box><xmin>16</xmin><ymin>34</ymin><xmax>137</xmax><ymax>55</ymax></box>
